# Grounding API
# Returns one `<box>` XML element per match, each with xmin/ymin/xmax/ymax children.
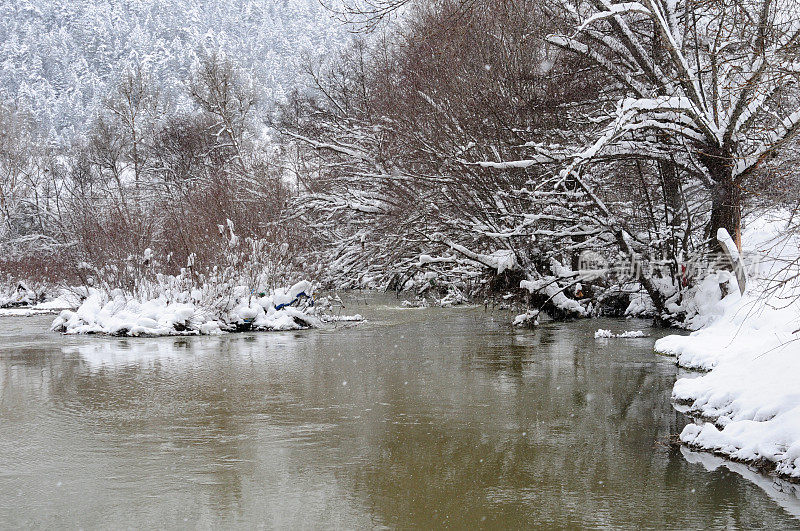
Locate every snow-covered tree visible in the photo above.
<box><xmin>285</xmin><ymin>0</ymin><xmax>800</xmax><ymax>321</ymax></box>
<box><xmin>282</xmin><ymin>0</ymin><xmax>609</xmax><ymax>307</ymax></box>
<box><xmin>541</xmin><ymin>0</ymin><xmax>800</xmax><ymax>250</ymax></box>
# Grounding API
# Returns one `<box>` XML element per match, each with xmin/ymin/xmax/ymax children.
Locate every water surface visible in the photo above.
<box><xmin>1</xmin><ymin>295</ymin><xmax>798</xmax><ymax>528</ymax></box>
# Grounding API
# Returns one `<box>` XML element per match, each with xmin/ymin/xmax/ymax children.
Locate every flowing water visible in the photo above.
<box><xmin>1</xmin><ymin>294</ymin><xmax>798</xmax><ymax>528</ymax></box>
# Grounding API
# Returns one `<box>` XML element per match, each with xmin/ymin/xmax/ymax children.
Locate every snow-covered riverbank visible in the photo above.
<box><xmin>0</xmin><ymin>288</ymin><xmax>81</xmax><ymax>317</ymax></box>
<box><xmin>656</xmin><ymin>213</ymin><xmax>800</xmax><ymax>481</ymax></box>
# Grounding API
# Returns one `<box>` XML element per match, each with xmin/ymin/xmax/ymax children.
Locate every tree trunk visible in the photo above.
<box><xmin>701</xmin><ymin>145</ymin><xmax>741</xmax><ymax>251</ymax></box>
<box><xmin>708</xmin><ymin>176</ymin><xmax>742</xmax><ymax>251</ymax></box>
<box><xmin>658</xmin><ymin>156</ymin><xmax>684</xmax><ymax>287</ymax></box>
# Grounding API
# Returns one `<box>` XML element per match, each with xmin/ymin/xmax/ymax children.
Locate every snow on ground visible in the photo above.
<box><xmin>674</xmin><ymin>340</ymin><xmax>800</xmax><ymax>479</ymax></box>
<box><xmin>0</xmin><ymin>288</ymin><xmax>82</xmax><ymax>316</ymax></box>
<box><xmin>51</xmin><ymin>281</ymin><xmax>361</xmax><ymax>336</ymax></box>
<box><xmin>655</xmin><ymin>211</ymin><xmax>800</xmax><ymax>480</ymax></box>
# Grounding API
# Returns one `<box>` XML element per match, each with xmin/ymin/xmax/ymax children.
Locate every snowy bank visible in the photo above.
<box><xmin>0</xmin><ymin>281</ymin><xmax>42</xmax><ymax>308</ymax></box>
<box><xmin>655</xmin><ymin>213</ymin><xmax>800</xmax><ymax>480</ymax></box>
<box><xmin>673</xmin><ymin>340</ymin><xmax>800</xmax><ymax>480</ymax></box>
<box><xmin>0</xmin><ymin>288</ymin><xmax>81</xmax><ymax>317</ymax></box>
<box><xmin>51</xmin><ymin>281</ymin><xmax>359</xmax><ymax>336</ymax></box>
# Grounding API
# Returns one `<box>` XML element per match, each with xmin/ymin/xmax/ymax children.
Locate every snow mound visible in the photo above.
<box><xmin>617</xmin><ymin>330</ymin><xmax>645</xmax><ymax>338</ymax></box>
<box><xmin>512</xmin><ymin>310</ymin><xmax>539</xmax><ymax>327</ymax></box>
<box><xmin>594</xmin><ymin>329</ymin><xmax>645</xmax><ymax>339</ymax></box>
<box><xmin>51</xmin><ymin>283</ymin><xmax>362</xmax><ymax>337</ymax></box>
<box><xmin>327</xmin><ymin>313</ymin><xmax>364</xmax><ymax>322</ymax></box>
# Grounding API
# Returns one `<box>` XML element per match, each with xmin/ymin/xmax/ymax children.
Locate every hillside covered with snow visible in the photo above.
<box><xmin>0</xmin><ymin>0</ymin><xmax>347</xmax><ymax>138</ymax></box>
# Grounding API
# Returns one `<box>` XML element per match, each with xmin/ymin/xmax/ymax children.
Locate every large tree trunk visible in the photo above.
<box><xmin>701</xmin><ymin>145</ymin><xmax>742</xmax><ymax>251</ymax></box>
<box><xmin>708</xmin><ymin>176</ymin><xmax>742</xmax><ymax>251</ymax></box>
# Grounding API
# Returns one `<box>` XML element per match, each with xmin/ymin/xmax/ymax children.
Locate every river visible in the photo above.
<box><xmin>1</xmin><ymin>294</ymin><xmax>798</xmax><ymax>528</ymax></box>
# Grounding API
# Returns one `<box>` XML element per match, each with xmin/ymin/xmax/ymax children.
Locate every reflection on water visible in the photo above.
<box><xmin>681</xmin><ymin>447</ymin><xmax>800</xmax><ymax>519</ymax></box>
<box><xmin>0</xmin><ymin>296</ymin><xmax>797</xmax><ymax>528</ymax></box>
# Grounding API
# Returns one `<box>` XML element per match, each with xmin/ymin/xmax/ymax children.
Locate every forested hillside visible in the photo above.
<box><xmin>0</xmin><ymin>0</ymin><xmax>345</xmax><ymax>138</ymax></box>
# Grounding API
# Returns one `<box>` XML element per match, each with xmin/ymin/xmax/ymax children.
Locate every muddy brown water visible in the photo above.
<box><xmin>1</xmin><ymin>294</ymin><xmax>798</xmax><ymax>528</ymax></box>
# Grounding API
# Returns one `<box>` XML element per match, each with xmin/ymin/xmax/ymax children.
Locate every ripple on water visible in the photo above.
<box><xmin>0</xmin><ymin>298</ymin><xmax>798</xmax><ymax>527</ymax></box>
